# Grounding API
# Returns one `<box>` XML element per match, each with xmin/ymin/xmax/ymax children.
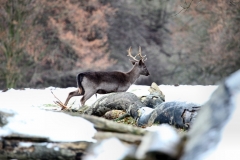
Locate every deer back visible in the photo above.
<box><xmin>80</xmin><ymin>71</ymin><xmax>131</xmax><ymax>93</ymax></box>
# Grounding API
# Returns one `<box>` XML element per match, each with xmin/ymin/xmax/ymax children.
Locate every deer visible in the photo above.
<box><xmin>63</xmin><ymin>46</ymin><xmax>150</xmax><ymax>107</ymax></box>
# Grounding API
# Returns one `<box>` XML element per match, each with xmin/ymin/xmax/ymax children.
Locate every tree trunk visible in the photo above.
<box><xmin>84</xmin><ymin>92</ymin><xmax>146</xmax><ymax>120</ymax></box>
<box><xmin>147</xmin><ymin>102</ymin><xmax>201</xmax><ymax>130</ymax></box>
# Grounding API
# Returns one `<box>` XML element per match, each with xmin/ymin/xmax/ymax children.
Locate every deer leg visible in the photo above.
<box><xmin>64</xmin><ymin>89</ymin><xmax>82</xmax><ymax>106</ymax></box>
<box><xmin>80</xmin><ymin>92</ymin><xmax>95</xmax><ymax>106</ymax></box>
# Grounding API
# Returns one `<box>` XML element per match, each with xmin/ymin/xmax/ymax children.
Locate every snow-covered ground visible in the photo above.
<box><xmin>0</xmin><ymin>84</ymin><xmax>218</xmax><ymax>110</ymax></box>
<box><xmin>0</xmin><ymin>87</ymin><xmax>100</xmax><ymax>142</ymax></box>
<box><xmin>0</xmin><ymin>84</ymin><xmax>240</xmax><ymax>159</ymax></box>
<box><xmin>0</xmin><ymin>84</ymin><xmax>217</xmax><ymax>141</ymax></box>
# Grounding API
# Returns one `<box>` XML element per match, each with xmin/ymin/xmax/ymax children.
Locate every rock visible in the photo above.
<box><xmin>153</xmin><ymin>102</ymin><xmax>200</xmax><ymax>130</ymax></box>
<box><xmin>140</xmin><ymin>94</ymin><xmax>164</xmax><ymax>109</ymax></box>
<box><xmin>103</xmin><ymin>110</ymin><xmax>126</xmax><ymax>120</ymax></box>
<box><xmin>84</xmin><ymin>92</ymin><xmax>145</xmax><ymax>120</ymax></box>
<box><xmin>148</xmin><ymin>82</ymin><xmax>165</xmax><ymax>101</ymax></box>
<box><xmin>136</xmin><ymin>124</ymin><xmax>181</xmax><ymax>160</ymax></box>
<box><xmin>136</xmin><ymin>102</ymin><xmax>200</xmax><ymax>130</ymax></box>
<box><xmin>181</xmin><ymin>69</ymin><xmax>240</xmax><ymax>160</ymax></box>
<box><xmin>140</xmin><ymin>82</ymin><xmax>165</xmax><ymax>108</ymax></box>
<box><xmin>85</xmin><ymin>84</ymin><xmax>200</xmax><ymax>130</ymax></box>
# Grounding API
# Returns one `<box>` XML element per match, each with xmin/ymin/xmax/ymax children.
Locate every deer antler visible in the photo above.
<box><xmin>127</xmin><ymin>47</ymin><xmax>140</xmax><ymax>62</ymax></box>
<box><xmin>138</xmin><ymin>46</ymin><xmax>147</xmax><ymax>62</ymax></box>
<box><xmin>127</xmin><ymin>46</ymin><xmax>147</xmax><ymax>62</ymax></box>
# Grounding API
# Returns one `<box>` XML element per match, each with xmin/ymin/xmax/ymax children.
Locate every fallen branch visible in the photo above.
<box><xmin>51</xmin><ymin>91</ymin><xmax>68</xmax><ymax>110</ymax></box>
<box><xmin>137</xmin><ymin>102</ymin><xmax>201</xmax><ymax>130</ymax></box>
<box><xmin>84</xmin><ymin>92</ymin><xmax>145</xmax><ymax>120</ymax></box>
<box><xmin>113</xmin><ymin>113</ymin><xmax>131</xmax><ymax>122</ymax></box>
<box><xmin>63</xmin><ymin>112</ymin><xmax>147</xmax><ymax>136</ymax></box>
<box><xmin>94</xmin><ymin>131</ymin><xmax>142</xmax><ymax>144</ymax></box>
<box><xmin>0</xmin><ymin>138</ymin><xmax>91</xmax><ymax>160</ymax></box>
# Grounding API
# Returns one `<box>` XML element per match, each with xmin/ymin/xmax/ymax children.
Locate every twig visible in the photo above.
<box><xmin>171</xmin><ymin>0</ymin><xmax>194</xmax><ymax>17</ymax></box>
<box><xmin>51</xmin><ymin>91</ymin><xmax>68</xmax><ymax>110</ymax></box>
<box><xmin>113</xmin><ymin>113</ymin><xmax>131</xmax><ymax>122</ymax></box>
<box><xmin>94</xmin><ymin>131</ymin><xmax>142</xmax><ymax>144</ymax></box>
<box><xmin>53</xmin><ymin>101</ymin><xmax>67</xmax><ymax>110</ymax></box>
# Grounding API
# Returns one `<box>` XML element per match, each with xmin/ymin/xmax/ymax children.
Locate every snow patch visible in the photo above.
<box><xmin>0</xmin><ymin>85</ymin><xmax>217</xmax><ymax>143</ymax></box>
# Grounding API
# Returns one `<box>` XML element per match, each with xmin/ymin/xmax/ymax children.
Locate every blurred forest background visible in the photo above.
<box><xmin>0</xmin><ymin>0</ymin><xmax>239</xmax><ymax>89</ymax></box>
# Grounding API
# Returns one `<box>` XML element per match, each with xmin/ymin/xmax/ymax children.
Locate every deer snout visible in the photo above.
<box><xmin>146</xmin><ymin>72</ymin><xmax>150</xmax><ymax>76</ymax></box>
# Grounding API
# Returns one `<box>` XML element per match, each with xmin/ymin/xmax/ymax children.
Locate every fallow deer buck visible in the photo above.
<box><xmin>64</xmin><ymin>47</ymin><xmax>150</xmax><ymax>107</ymax></box>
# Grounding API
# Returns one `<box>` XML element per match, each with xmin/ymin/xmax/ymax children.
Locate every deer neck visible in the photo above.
<box><xmin>127</xmin><ymin>65</ymin><xmax>140</xmax><ymax>84</ymax></box>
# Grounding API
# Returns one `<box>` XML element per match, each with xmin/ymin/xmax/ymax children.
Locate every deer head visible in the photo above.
<box><xmin>127</xmin><ymin>46</ymin><xmax>149</xmax><ymax>76</ymax></box>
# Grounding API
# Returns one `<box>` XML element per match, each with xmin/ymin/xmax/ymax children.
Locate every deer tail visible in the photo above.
<box><xmin>76</xmin><ymin>73</ymin><xmax>85</xmax><ymax>95</ymax></box>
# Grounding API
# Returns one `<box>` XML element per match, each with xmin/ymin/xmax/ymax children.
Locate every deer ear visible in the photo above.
<box><xmin>139</xmin><ymin>59</ymin><xmax>143</xmax><ymax>66</ymax></box>
<box><xmin>130</xmin><ymin>60</ymin><xmax>136</xmax><ymax>65</ymax></box>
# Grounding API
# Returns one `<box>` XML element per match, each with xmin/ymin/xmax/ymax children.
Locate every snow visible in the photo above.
<box><xmin>1</xmin><ymin>108</ymin><xmax>96</xmax><ymax>142</ymax></box>
<box><xmin>2</xmin><ymin>83</ymin><xmax>239</xmax><ymax>159</ymax></box>
<box><xmin>158</xmin><ymin>85</ymin><xmax>218</xmax><ymax>104</ymax></box>
<box><xmin>0</xmin><ymin>84</ymin><xmax>217</xmax><ymax>143</ymax></box>
<box><xmin>0</xmin><ymin>84</ymin><xmax>217</xmax><ymax>110</ymax></box>
<box><xmin>0</xmin><ymin>85</ymin><xmax>217</xmax><ymax>143</ymax></box>
<box><xmin>83</xmin><ymin>137</ymin><xmax>132</xmax><ymax>160</ymax></box>
<box><xmin>0</xmin><ymin>87</ymin><xmax>97</xmax><ymax>142</ymax></box>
